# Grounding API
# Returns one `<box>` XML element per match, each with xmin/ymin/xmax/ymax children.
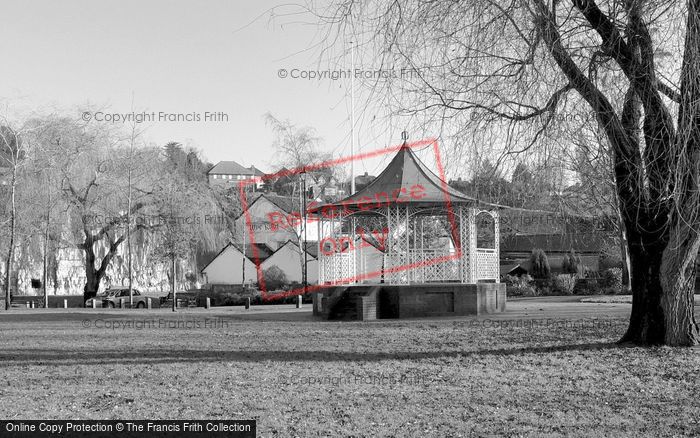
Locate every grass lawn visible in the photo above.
<box><xmin>580</xmin><ymin>295</ymin><xmax>700</xmax><ymax>304</ymax></box>
<box><xmin>1</xmin><ymin>301</ymin><xmax>699</xmax><ymax>437</ymax></box>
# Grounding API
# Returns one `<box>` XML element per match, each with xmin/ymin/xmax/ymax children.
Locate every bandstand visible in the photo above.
<box><xmin>310</xmin><ymin>143</ymin><xmax>506</xmax><ymax>320</ymax></box>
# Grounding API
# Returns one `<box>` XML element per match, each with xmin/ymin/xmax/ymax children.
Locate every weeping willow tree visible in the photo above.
<box><xmin>311</xmin><ymin>0</ymin><xmax>700</xmax><ymax>345</ymax></box>
<box><xmin>152</xmin><ymin>142</ymin><xmax>225</xmax><ymax>303</ymax></box>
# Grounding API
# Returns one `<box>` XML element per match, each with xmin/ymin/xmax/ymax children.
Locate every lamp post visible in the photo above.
<box><xmin>350</xmin><ymin>40</ymin><xmax>356</xmax><ymax>194</ymax></box>
<box><xmin>302</xmin><ymin>168</ymin><xmax>308</xmax><ymax>295</ymax></box>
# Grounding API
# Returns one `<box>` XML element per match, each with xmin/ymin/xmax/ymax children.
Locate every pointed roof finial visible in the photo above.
<box><xmin>401</xmin><ymin>130</ymin><xmax>408</xmax><ymax>142</ymax></box>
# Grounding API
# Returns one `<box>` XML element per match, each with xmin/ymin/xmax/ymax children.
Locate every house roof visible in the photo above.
<box><xmin>310</xmin><ymin>144</ymin><xmax>499</xmax><ymax>213</ymax></box>
<box><xmin>500</xmin><ymin>263</ymin><xmax>529</xmax><ymax>276</ymax></box>
<box><xmin>261</xmin><ymin>239</ymin><xmax>319</xmax><ymax>261</ymax></box>
<box><xmin>304</xmin><ymin>241</ymin><xmax>319</xmax><ymax>258</ymax></box>
<box><xmin>200</xmin><ymin>242</ymin><xmax>273</xmax><ymax>273</ymax></box>
<box><xmin>245</xmin><ymin>193</ymin><xmax>297</xmax><ymax>214</ymax></box>
<box><xmin>200</xmin><ymin>243</ymin><xmax>240</xmax><ymax>273</ymax></box>
<box><xmin>244</xmin><ymin>243</ymin><xmax>274</xmax><ymax>262</ymax></box>
<box><xmin>208</xmin><ymin>161</ymin><xmax>263</xmax><ymax>176</ymax></box>
<box><xmin>501</xmin><ymin>232</ymin><xmax>610</xmax><ymax>254</ymax></box>
<box><xmin>249</xmin><ymin>165</ymin><xmax>265</xmax><ymax>176</ymax></box>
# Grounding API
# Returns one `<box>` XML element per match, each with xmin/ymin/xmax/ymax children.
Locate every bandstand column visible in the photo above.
<box><xmin>468</xmin><ymin>207</ymin><xmax>478</xmax><ymax>283</ymax></box>
<box><xmin>493</xmin><ymin>209</ymin><xmax>500</xmax><ymax>283</ymax></box>
<box><xmin>317</xmin><ymin>216</ymin><xmax>323</xmax><ymax>284</ymax></box>
<box><xmin>350</xmin><ymin>215</ymin><xmax>357</xmax><ymax>284</ymax></box>
<box><xmin>459</xmin><ymin>206</ymin><xmax>468</xmax><ymax>283</ymax></box>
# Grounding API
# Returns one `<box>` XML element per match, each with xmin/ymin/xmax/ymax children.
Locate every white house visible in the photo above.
<box><xmin>201</xmin><ymin>243</ymin><xmax>259</xmax><ymax>285</ymax></box>
<box><xmin>260</xmin><ymin>240</ymin><xmax>319</xmax><ymax>284</ymax></box>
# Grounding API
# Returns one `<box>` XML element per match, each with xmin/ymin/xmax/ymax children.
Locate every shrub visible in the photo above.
<box><xmin>505</xmin><ymin>274</ymin><xmax>536</xmax><ymax>296</ymax></box>
<box><xmin>261</xmin><ymin>266</ymin><xmax>288</xmax><ymax>291</ymax></box>
<box><xmin>573</xmin><ymin>277</ymin><xmax>603</xmax><ymax>295</ymax></box>
<box><xmin>249</xmin><ymin>289</ymin><xmax>263</xmax><ymax>305</ymax></box>
<box><xmin>507</xmin><ymin>283</ymin><xmax>538</xmax><ymax>297</ymax></box>
<box><xmin>562</xmin><ymin>250</ymin><xmax>583</xmax><ymax>275</ymax></box>
<box><xmin>219</xmin><ymin>292</ymin><xmax>242</xmax><ymax>306</ymax></box>
<box><xmin>553</xmin><ymin>274</ymin><xmax>577</xmax><ymax>295</ymax></box>
<box><xmin>600</xmin><ymin>268</ymin><xmax>623</xmax><ymax>294</ymax></box>
<box><xmin>530</xmin><ymin>249</ymin><xmax>551</xmax><ymax>279</ymax></box>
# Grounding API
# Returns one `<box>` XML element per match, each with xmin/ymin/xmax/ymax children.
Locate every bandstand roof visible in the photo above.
<box><xmin>310</xmin><ymin>144</ymin><xmax>499</xmax><ymax>214</ymax></box>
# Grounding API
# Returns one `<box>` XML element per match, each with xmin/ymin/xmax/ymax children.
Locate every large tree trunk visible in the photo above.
<box><xmin>83</xmin><ymin>267</ymin><xmax>102</xmax><ymax>304</ymax></box>
<box><xmin>82</xmin><ymin>240</ymin><xmax>101</xmax><ymax>304</ymax></box>
<box><xmin>660</xmin><ymin>221</ymin><xmax>700</xmax><ymax>345</ymax></box>
<box><xmin>620</xmin><ymin>227</ymin><xmax>667</xmax><ymax>344</ymax></box>
<box><xmin>621</xmin><ymin>218</ymin><xmax>700</xmax><ymax>346</ymax></box>
<box><xmin>81</xmin><ymin>231</ymin><xmax>125</xmax><ymax>304</ymax></box>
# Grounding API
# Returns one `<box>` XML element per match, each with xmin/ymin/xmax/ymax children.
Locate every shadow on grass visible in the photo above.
<box><xmin>1</xmin><ymin>342</ymin><xmax>630</xmax><ymax>366</ymax></box>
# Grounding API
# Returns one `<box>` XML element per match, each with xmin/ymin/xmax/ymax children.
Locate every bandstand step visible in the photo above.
<box><xmin>325</xmin><ymin>286</ymin><xmax>380</xmax><ymax>321</ymax></box>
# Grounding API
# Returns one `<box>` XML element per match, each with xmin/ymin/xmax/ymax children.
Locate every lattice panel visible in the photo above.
<box><xmin>458</xmin><ymin>206</ymin><xmax>470</xmax><ymax>283</ymax></box>
<box><xmin>407</xmin><ymin>250</ymin><xmax>460</xmax><ymax>283</ymax></box>
<box><xmin>321</xmin><ymin>253</ymin><xmax>355</xmax><ymax>285</ymax></box>
<box><xmin>385</xmin><ymin>253</ymin><xmax>408</xmax><ymax>284</ymax></box>
<box><xmin>476</xmin><ymin>249</ymin><xmax>499</xmax><ymax>280</ymax></box>
<box><xmin>385</xmin><ymin>205</ymin><xmax>410</xmax><ymax>284</ymax></box>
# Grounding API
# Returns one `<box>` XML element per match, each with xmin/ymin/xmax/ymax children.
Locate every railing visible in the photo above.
<box><xmin>320</xmin><ymin>252</ymin><xmax>355</xmax><ymax>285</ymax></box>
<box><xmin>405</xmin><ymin>249</ymin><xmax>460</xmax><ymax>283</ymax></box>
<box><xmin>476</xmin><ymin>248</ymin><xmax>499</xmax><ymax>280</ymax></box>
<box><xmin>320</xmin><ymin>247</ymin><xmax>500</xmax><ymax>284</ymax></box>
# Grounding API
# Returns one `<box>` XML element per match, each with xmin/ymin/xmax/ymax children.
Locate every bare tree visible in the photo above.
<box><xmin>0</xmin><ymin>124</ymin><xmax>26</xmax><ymax>309</ymax></box>
<box><xmin>314</xmin><ymin>0</ymin><xmax>700</xmax><ymax>345</ymax></box>
<box><xmin>27</xmin><ymin>119</ymin><xmax>70</xmax><ymax>306</ymax></box>
<box><xmin>264</xmin><ymin>113</ymin><xmax>330</xmax><ymax>289</ymax></box>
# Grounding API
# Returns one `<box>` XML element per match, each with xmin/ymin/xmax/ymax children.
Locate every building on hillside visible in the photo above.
<box><xmin>265</xmin><ymin>168</ymin><xmax>346</xmax><ymax>200</ymax></box>
<box><xmin>208</xmin><ymin>161</ymin><xmax>265</xmax><ymax>190</ymax></box>
<box><xmin>354</xmin><ymin>171</ymin><xmax>376</xmax><ymax>192</ymax></box>
<box><xmin>235</xmin><ymin>192</ymin><xmax>320</xmax><ymax>251</ymax></box>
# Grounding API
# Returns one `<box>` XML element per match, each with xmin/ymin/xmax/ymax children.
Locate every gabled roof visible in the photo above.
<box><xmin>311</xmin><ymin>144</ymin><xmax>494</xmax><ymax>213</ymax></box>
<box><xmin>244</xmin><ymin>193</ymin><xmax>297</xmax><ymax>215</ymax></box>
<box><xmin>200</xmin><ymin>242</ymin><xmax>273</xmax><ymax>273</ymax></box>
<box><xmin>244</xmin><ymin>243</ymin><xmax>274</xmax><ymax>262</ymax></box>
<box><xmin>249</xmin><ymin>165</ymin><xmax>265</xmax><ymax>176</ymax></box>
<box><xmin>303</xmin><ymin>241</ymin><xmax>319</xmax><ymax>258</ymax></box>
<box><xmin>208</xmin><ymin>161</ymin><xmax>263</xmax><ymax>176</ymax></box>
<box><xmin>200</xmin><ymin>243</ymin><xmax>242</xmax><ymax>273</ymax></box>
<box><xmin>500</xmin><ymin>263</ymin><xmax>529</xmax><ymax>276</ymax></box>
<box><xmin>260</xmin><ymin>239</ymin><xmax>319</xmax><ymax>262</ymax></box>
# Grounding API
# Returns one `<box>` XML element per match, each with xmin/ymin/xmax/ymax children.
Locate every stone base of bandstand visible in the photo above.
<box><xmin>312</xmin><ymin>283</ymin><xmax>506</xmax><ymax>321</ymax></box>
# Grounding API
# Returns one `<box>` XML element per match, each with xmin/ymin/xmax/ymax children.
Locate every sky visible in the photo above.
<box><xmin>0</xmin><ymin>0</ymin><xmax>425</xmax><ymax>177</ymax></box>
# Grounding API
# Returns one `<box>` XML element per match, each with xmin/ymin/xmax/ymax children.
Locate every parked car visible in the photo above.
<box><xmin>84</xmin><ymin>290</ymin><xmax>115</xmax><ymax>308</ymax></box>
<box><xmin>86</xmin><ymin>288</ymin><xmax>149</xmax><ymax>308</ymax></box>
